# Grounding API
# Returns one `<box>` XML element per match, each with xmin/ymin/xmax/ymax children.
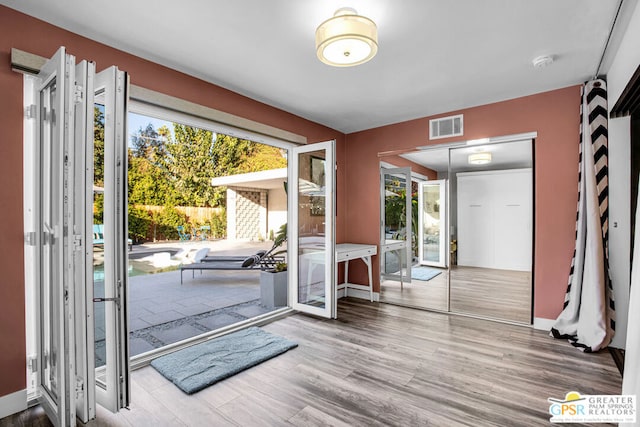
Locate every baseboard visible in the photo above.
<box><xmin>337</xmin><ymin>288</ymin><xmax>380</xmax><ymax>302</ymax></box>
<box><xmin>0</xmin><ymin>389</ymin><xmax>27</xmax><ymax>419</ymax></box>
<box><xmin>533</xmin><ymin>317</ymin><xmax>556</xmax><ymax>331</ymax></box>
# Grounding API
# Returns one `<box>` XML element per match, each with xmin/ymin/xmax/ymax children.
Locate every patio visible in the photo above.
<box><xmin>95</xmin><ymin>239</ymin><xmax>282</xmax><ymax>362</ymax></box>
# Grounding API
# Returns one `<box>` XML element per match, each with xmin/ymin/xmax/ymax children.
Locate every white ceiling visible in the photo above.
<box><xmin>2</xmin><ymin>0</ymin><xmax>623</xmax><ymax>133</ymax></box>
<box><xmin>400</xmin><ymin>140</ymin><xmax>533</xmax><ymax>173</ymax></box>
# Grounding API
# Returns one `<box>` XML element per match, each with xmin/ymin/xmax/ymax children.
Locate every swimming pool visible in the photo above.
<box><xmin>93</xmin><ymin>261</ymin><xmax>176</xmax><ymax>281</ymax></box>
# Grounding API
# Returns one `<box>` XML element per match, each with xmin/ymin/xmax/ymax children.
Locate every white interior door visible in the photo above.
<box><xmin>34</xmin><ymin>46</ymin><xmax>77</xmax><ymax>427</ymax></box>
<box><xmin>288</xmin><ymin>140</ymin><xmax>336</xmax><ymax>318</ymax></box>
<box><xmin>92</xmin><ymin>66</ymin><xmax>130</xmax><ymax>412</ymax></box>
<box><xmin>418</xmin><ymin>180</ymin><xmax>447</xmax><ymax>267</ymax></box>
<box><xmin>380</xmin><ymin>167</ymin><xmax>412</xmax><ymax>282</ymax></box>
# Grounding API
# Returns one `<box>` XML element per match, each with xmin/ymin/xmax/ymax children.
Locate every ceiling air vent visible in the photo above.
<box><xmin>429</xmin><ymin>114</ymin><xmax>463</xmax><ymax>140</ymax></box>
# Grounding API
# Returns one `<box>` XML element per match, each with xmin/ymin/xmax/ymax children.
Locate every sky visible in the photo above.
<box><xmin>127</xmin><ymin>112</ymin><xmax>173</xmax><ymax>146</ymax></box>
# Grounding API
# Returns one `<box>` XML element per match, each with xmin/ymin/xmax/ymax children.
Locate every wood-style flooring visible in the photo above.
<box><xmin>381</xmin><ymin>265</ymin><xmax>532</xmax><ymax>323</ymax></box>
<box><xmin>1</xmin><ymin>299</ymin><xmax>621</xmax><ymax>426</ymax></box>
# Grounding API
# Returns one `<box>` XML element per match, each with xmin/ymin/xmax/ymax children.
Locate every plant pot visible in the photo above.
<box><xmin>260</xmin><ymin>270</ymin><xmax>288</xmax><ymax>308</ymax></box>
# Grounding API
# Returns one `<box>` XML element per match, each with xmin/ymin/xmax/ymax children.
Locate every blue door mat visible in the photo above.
<box><xmin>151</xmin><ymin>326</ymin><xmax>297</xmax><ymax>394</ymax></box>
<box><xmin>411</xmin><ymin>266</ymin><xmax>443</xmax><ymax>281</ymax></box>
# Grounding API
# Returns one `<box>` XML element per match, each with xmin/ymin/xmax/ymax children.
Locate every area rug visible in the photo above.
<box><xmin>411</xmin><ymin>266</ymin><xmax>442</xmax><ymax>281</ymax></box>
<box><xmin>150</xmin><ymin>326</ymin><xmax>297</xmax><ymax>394</ymax></box>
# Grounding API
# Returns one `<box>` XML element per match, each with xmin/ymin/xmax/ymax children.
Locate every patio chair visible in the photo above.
<box><xmin>199</xmin><ymin>225</ymin><xmax>211</xmax><ymax>240</ymax></box>
<box><xmin>176</xmin><ymin>225</ymin><xmax>191</xmax><ymax>241</ymax></box>
<box><xmin>93</xmin><ymin>224</ymin><xmax>133</xmax><ymax>250</ymax></box>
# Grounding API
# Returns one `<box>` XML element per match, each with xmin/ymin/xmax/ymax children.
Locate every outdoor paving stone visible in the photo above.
<box><xmin>129</xmin><ymin>337</ymin><xmax>157</xmax><ymax>355</ymax></box>
<box><xmin>195</xmin><ymin>313</ymin><xmax>242</xmax><ymax>331</ymax></box>
<box><xmin>149</xmin><ymin>324</ymin><xmax>205</xmax><ymax>346</ymax></box>
<box><xmin>128</xmin><ymin>306</ymin><xmax>154</xmax><ymax>319</ymax></box>
<box><xmin>232</xmin><ymin>304</ymin><xmax>275</xmax><ymax>318</ymax></box>
<box><xmin>140</xmin><ymin>302</ymin><xmax>185</xmax><ymax>315</ymax></box>
<box><xmin>175</xmin><ymin>296</ymin><xmax>213</xmax><ymax>307</ymax></box>
<box><xmin>173</xmin><ymin>303</ymin><xmax>213</xmax><ymax>317</ymax></box>
<box><xmin>139</xmin><ymin>310</ymin><xmax>185</xmax><ymax>326</ymax></box>
<box><xmin>202</xmin><ymin>297</ymin><xmax>244</xmax><ymax>310</ymax></box>
<box><xmin>128</xmin><ymin>317</ymin><xmax>152</xmax><ymax>332</ymax></box>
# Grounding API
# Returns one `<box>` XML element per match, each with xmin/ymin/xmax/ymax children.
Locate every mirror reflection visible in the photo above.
<box><xmin>379</xmin><ymin>139</ymin><xmax>533</xmax><ymax>323</ymax></box>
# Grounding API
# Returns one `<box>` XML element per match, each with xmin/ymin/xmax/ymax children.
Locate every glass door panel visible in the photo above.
<box><xmin>93</xmin><ymin>66</ymin><xmax>130</xmax><ymax>412</ymax></box>
<box><xmin>418</xmin><ymin>180</ymin><xmax>447</xmax><ymax>267</ymax></box>
<box><xmin>380</xmin><ymin>167</ymin><xmax>412</xmax><ymax>283</ymax></box>
<box><xmin>35</xmin><ymin>46</ymin><xmax>76</xmax><ymax>427</ymax></box>
<box><xmin>289</xmin><ymin>141</ymin><xmax>335</xmax><ymax>318</ymax></box>
<box><xmin>73</xmin><ymin>59</ymin><xmax>96</xmax><ymax>423</ymax></box>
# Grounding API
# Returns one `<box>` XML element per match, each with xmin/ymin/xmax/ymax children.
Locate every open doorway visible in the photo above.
<box><xmin>92</xmin><ymin>106</ymin><xmax>292</xmax><ymax>359</ymax></box>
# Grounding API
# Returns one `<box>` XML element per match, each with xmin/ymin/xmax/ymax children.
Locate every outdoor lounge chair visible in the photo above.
<box><xmin>179</xmin><ymin>247</ymin><xmax>285</xmax><ymax>284</ymax></box>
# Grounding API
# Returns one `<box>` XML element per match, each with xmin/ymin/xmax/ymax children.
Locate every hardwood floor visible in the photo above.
<box><xmin>449</xmin><ymin>266</ymin><xmax>532</xmax><ymax>323</ymax></box>
<box><xmin>381</xmin><ymin>266</ymin><xmax>532</xmax><ymax>323</ymax></box>
<box><xmin>2</xmin><ymin>299</ymin><xmax>621</xmax><ymax>426</ymax></box>
<box><xmin>380</xmin><ymin>268</ymin><xmax>449</xmax><ymax>311</ymax></box>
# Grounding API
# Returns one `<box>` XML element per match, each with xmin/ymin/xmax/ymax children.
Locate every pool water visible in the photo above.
<box><xmin>93</xmin><ymin>263</ymin><xmax>151</xmax><ymax>281</ymax></box>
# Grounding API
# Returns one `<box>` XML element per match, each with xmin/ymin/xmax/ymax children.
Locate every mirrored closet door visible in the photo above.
<box><xmin>378</xmin><ymin>138</ymin><xmax>533</xmax><ymax>324</ymax></box>
<box><xmin>448</xmin><ymin>140</ymin><xmax>533</xmax><ymax>323</ymax></box>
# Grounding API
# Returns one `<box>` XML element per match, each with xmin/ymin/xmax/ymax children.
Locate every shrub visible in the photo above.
<box><xmin>209</xmin><ymin>208</ymin><xmax>227</xmax><ymax>239</ymax></box>
<box><xmin>155</xmin><ymin>205</ymin><xmax>189</xmax><ymax>240</ymax></box>
<box><xmin>128</xmin><ymin>206</ymin><xmax>152</xmax><ymax>243</ymax></box>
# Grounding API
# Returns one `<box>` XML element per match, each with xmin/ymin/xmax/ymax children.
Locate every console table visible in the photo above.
<box><xmin>303</xmin><ymin>243</ymin><xmax>377</xmax><ymax>318</ymax></box>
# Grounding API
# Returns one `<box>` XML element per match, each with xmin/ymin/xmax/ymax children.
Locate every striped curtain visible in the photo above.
<box><xmin>550</xmin><ymin>79</ymin><xmax>615</xmax><ymax>352</ymax></box>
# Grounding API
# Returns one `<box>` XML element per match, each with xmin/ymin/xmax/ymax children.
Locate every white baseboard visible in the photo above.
<box><xmin>337</xmin><ymin>288</ymin><xmax>380</xmax><ymax>302</ymax></box>
<box><xmin>533</xmin><ymin>317</ymin><xmax>556</xmax><ymax>331</ymax></box>
<box><xmin>0</xmin><ymin>389</ymin><xmax>27</xmax><ymax>419</ymax></box>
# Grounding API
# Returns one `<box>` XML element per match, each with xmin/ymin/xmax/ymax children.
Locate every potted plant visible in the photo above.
<box><xmin>260</xmin><ymin>223</ymin><xmax>288</xmax><ymax>308</ymax></box>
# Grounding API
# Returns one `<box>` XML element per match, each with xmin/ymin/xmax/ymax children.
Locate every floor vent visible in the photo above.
<box><xmin>429</xmin><ymin>114</ymin><xmax>463</xmax><ymax>140</ymax></box>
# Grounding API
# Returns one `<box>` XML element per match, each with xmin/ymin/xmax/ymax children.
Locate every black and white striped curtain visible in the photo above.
<box><xmin>551</xmin><ymin>79</ymin><xmax>615</xmax><ymax>352</ymax></box>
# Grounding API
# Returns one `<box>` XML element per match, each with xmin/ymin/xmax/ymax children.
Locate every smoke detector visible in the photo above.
<box><xmin>532</xmin><ymin>55</ymin><xmax>554</xmax><ymax>68</ymax></box>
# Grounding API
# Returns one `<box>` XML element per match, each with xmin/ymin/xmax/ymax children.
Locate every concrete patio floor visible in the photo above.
<box><xmin>95</xmin><ymin>239</ymin><xmax>284</xmax><ymax>362</ymax></box>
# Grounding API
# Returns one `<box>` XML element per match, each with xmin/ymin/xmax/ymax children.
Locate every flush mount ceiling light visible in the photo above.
<box><xmin>315</xmin><ymin>7</ymin><xmax>378</xmax><ymax>67</ymax></box>
<box><xmin>468</xmin><ymin>152</ymin><xmax>492</xmax><ymax>165</ymax></box>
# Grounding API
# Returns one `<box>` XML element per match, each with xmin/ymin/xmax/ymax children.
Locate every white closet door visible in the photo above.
<box><xmin>493</xmin><ymin>170</ymin><xmax>532</xmax><ymax>271</ymax></box>
<box><xmin>457</xmin><ymin>173</ymin><xmax>494</xmax><ymax>268</ymax></box>
<box><xmin>457</xmin><ymin>169</ymin><xmax>532</xmax><ymax>271</ymax></box>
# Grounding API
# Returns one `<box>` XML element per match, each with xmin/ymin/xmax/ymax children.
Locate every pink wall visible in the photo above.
<box><xmin>380</xmin><ymin>154</ymin><xmax>438</xmax><ymax>179</ymax></box>
<box><xmin>344</xmin><ymin>86</ymin><xmax>581</xmax><ymax>321</ymax></box>
<box><xmin>0</xmin><ymin>6</ymin><xmax>344</xmax><ymax>398</ymax></box>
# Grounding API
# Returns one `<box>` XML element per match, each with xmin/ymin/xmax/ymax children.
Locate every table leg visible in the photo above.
<box><xmin>364</xmin><ymin>256</ymin><xmax>373</xmax><ymax>302</ymax></box>
<box><xmin>344</xmin><ymin>259</ymin><xmax>349</xmax><ymax>298</ymax></box>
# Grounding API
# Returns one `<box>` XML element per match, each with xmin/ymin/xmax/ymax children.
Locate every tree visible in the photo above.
<box><xmin>94</xmin><ymin>107</ymin><xmax>105</xmax><ymax>186</ymax></box>
<box><xmin>130</xmin><ymin>123</ymin><xmax>167</xmax><ymax>161</ymax></box>
<box><xmin>237</xmin><ymin>144</ymin><xmax>287</xmax><ymax>173</ymax></box>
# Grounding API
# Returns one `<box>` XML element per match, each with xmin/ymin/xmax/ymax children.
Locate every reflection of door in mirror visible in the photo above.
<box><xmin>418</xmin><ymin>180</ymin><xmax>446</xmax><ymax>268</ymax></box>
<box><xmin>378</xmin><ymin>155</ymin><xmax>449</xmax><ymax>312</ymax></box>
<box><xmin>449</xmin><ymin>139</ymin><xmax>533</xmax><ymax>324</ymax></box>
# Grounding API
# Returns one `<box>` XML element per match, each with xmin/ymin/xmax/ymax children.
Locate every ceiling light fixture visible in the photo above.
<box><xmin>315</xmin><ymin>7</ymin><xmax>378</xmax><ymax>67</ymax></box>
<box><xmin>468</xmin><ymin>152</ymin><xmax>492</xmax><ymax>165</ymax></box>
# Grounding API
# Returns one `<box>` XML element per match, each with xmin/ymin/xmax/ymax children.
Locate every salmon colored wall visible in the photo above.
<box><xmin>380</xmin><ymin>154</ymin><xmax>438</xmax><ymax>179</ymax></box>
<box><xmin>0</xmin><ymin>6</ymin><xmax>344</xmax><ymax>398</ymax></box>
<box><xmin>344</xmin><ymin>86</ymin><xmax>581</xmax><ymax>322</ymax></box>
